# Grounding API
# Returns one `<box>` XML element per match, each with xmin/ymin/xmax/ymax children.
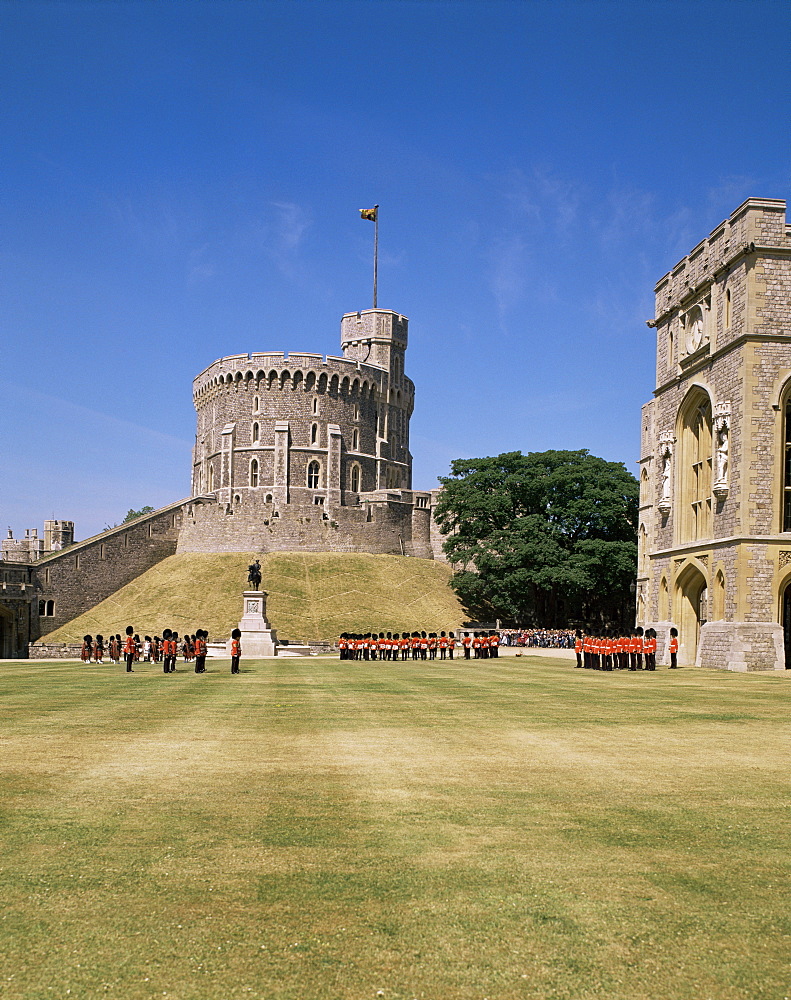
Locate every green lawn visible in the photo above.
<box><xmin>1</xmin><ymin>656</ymin><xmax>790</xmax><ymax>1000</ymax></box>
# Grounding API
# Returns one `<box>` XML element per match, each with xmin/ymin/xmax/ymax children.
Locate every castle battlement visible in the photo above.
<box><xmin>654</xmin><ymin>198</ymin><xmax>790</xmax><ymax>319</ymax></box>
<box><xmin>193</xmin><ymin>351</ymin><xmax>413</xmax><ymax>404</ymax></box>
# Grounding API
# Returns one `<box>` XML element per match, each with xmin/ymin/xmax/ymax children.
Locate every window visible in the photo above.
<box><xmin>253</xmin><ymin>395</ymin><xmax>260</xmax><ymax>413</ymax></box>
<box><xmin>312</xmin><ymin>396</ymin><xmax>318</xmax><ymax>415</ymax></box>
<box><xmin>313</xmin><ymin>495</ymin><xmax>325</xmax><ymax>505</ymax></box>
<box><xmin>784</xmin><ymin>398</ymin><xmax>791</xmax><ymax>531</ymax></box>
<box><xmin>311</xmin><ymin>423</ymin><xmax>318</xmax><ymax>445</ymax></box>
<box><xmin>307</xmin><ymin>461</ymin><xmax>320</xmax><ymax>489</ymax></box>
<box><xmin>678</xmin><ymin>390</ymin><xmax>712</xmax><ymax>542</ymax></box>
<box><xmin>75</xmin><ymin>553</ymin><xmax>80</xmax><ymax>569</ymax></box>
<box><xmin>353</xmin><ymin>429</ymin><xmax>359</xmax><ymax>451</ymax></box>
<box><xmin>100</xmin><ymin>544</ymin><xmax>106</xmax><ymax>560</ymax></box>
<box><xmin>713</xmin><ymin>569</ymin><xmax>726</xmax><ymax>620</ymax></box>
<box><xmin>250</xmin><ymin>459</ymin><xmax>259</xmax><ymax>488</ymax></box>
<box><xmin>725</xmin><ymin>289</ymin><xmax>731</xmax><ymax>329</ymax></box>
<box><xmin>350</xmin><ymin>464</ymin><xmax>360</xmax><ymax>493</ymax></box>
<box><xmin>38</xmin><ymin>600</ymin><xmax>45</xmax><ymax>616</ymax></box>
<box><xmin>252</xmin><ymin>422</ymin><xmax>260</xmax><ymax>443</ymax></box>
<box><xmin>659</xmin><ymin>576</ymin><xmax>669</xmax><ymax>620</ymax></box>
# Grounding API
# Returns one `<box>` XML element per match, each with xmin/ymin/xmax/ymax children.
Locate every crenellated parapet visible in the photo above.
<box><xmin>193</xmin><ymin>350</ymin><xmax>414</xmax><ymax>412</ymax></box>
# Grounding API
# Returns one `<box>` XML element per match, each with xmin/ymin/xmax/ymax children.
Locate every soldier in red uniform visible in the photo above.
<box><xmin>194</xmin><ymin>630</ymin><xmax>207</xmax><ymax>673</ymax></box>
<box><xmin>635</xmin><ymin>626</ymin><xmax>644</xmax><ymax>670</ymax></box>
<box><xmin>489</xmin><ymin>631</ymin><xmax>500</xmax><ymax>658</ymax></box>
<box><xmin>574</xmin><ymin>630</ymin><xmax>583</xmax><ymax>668</ymax></box>
<box><xmin>123</xmin><ymin>626</ymin><xmax>136</xmax><ymax>672</ymax></box>
<box><xmin>231</xmin><ymin>628</ymin><xmax>242</xmax><ymax>674</ymax></box>
<box><xmin>646</xmin><ymin>629</ymin><xmax>657</xmax><ymax>670</ymax></box>
<box><xmin>669</xmin><ymin>627</ymin><xmax>679</xmax><ymax>668</ymax></box>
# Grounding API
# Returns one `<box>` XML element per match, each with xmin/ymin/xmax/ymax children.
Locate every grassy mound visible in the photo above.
<box><xmin>38</xmin><ymin>551</ymin><xmax>466</xmax><ymax>644</ymax></box>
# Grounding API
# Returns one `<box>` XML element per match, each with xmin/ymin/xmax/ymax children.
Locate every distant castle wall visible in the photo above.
<box><xmin>176</xmin><ymin>489</ymin><xmax>441</xmax><ymax>559</ymax></box>
<box><xmin>28</xmin><ymin>501</ymin><xmax>184</xmax><ymax>642</ymax></box>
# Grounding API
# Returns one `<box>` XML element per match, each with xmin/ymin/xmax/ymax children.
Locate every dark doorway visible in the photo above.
<box><xmin>783</xmin><ymin>585</ymin><xmax>791</xmax><ymax>669</ymax></box>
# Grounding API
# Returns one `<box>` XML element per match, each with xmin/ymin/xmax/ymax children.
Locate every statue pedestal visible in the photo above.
<box><xmin>232</xmin><ymin>590</ymin><xmax>278</xmax><ymax>658</ymax></box>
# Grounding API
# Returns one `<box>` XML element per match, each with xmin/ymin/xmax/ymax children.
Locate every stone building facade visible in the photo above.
<box><xmin>638</xmin><ymin>197</ymin><xmax>791</xmax><ymax>670</ymax></box>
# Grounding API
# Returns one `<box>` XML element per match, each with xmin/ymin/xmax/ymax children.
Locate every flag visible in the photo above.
<box><xmin>359</xmin><ymin>206</ymin><xmax>378</xmax><ymax>222</ymax></box>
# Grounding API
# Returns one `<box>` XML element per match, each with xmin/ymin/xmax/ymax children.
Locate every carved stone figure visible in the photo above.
<box><xmin>657</xmin><ymin>434</ymin><xmax>674</xmax><ymax>512</ymax></box>
<box><xmin>714</xmin><ymin>408</ymin><xmax>730</xmax><ymax>485</ymax></box>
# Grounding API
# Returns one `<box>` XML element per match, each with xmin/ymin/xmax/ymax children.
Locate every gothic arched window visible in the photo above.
<box><xmin>250</xmin><ymin>459</ymin><xmax>259</xmax><ymax>488</ymax></box>
<box><xmin>307</xmin><ymin>461</ymin><xmax>320</xmax><ymax>489</ymax></box>
<box><xmin>350</xmin><ymin>464</ymin><xmax>360</xmax><ymax>493</ymax></box>
<box><xmin>783</xmin><ymin>396</ymin><xmax>791</xmax><ymax>531</ymax></box>
<box><xmin>677</xmin><ymin>389</ymin><xmax>712</xmax><ymax>543</ymax></box>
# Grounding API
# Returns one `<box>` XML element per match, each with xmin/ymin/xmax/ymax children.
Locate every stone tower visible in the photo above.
<box><xmin>638</xmin><ymin>197</ymin><xmax>791</xmax><ymax>671</ymax></box>
<box><xmin>177</xmin><ymin>306</ymin><xmax>438</xmax><ymax>558</ymax></box>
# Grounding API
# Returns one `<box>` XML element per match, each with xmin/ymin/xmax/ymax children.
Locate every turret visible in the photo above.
<box><xmin>340</xmin><ymin>309</ymin><xmax>408</xmax><ymax>377</ymax></box>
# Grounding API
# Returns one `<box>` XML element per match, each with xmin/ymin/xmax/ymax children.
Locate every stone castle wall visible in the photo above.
<box><xmin>177</xmin><ymin>489</ymin><xmax>440</xmax><ymax>559</ymax></box>
<box><xmin>28</xmin><ymin>502</ymin><xmax>184</xmax><ymax>643</ymax></box>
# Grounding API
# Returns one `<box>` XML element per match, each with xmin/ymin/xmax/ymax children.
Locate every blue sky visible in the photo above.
<box><xmin>1</xmin><ymin>0</ymin><xmax>789</xmax><ymax>540</ymax></box>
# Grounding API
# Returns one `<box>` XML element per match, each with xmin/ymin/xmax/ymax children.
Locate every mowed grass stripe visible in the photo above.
<box><xmin>1</xmin><ymin>657</ymin><xmax>789</xmax><ymax>1000</ymax></box>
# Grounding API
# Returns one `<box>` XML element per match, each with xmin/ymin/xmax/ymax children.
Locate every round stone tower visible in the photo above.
<box><xmin>190</xmin><ymin>308</ymin><xmax>414</xmax><ymax>509</ymax></box>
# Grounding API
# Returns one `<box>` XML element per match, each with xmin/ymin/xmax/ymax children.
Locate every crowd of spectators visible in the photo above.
<box><xmin>498</xmin><ymin>628</ymin><xmax>575</xmax><ymax>648</ymax></box>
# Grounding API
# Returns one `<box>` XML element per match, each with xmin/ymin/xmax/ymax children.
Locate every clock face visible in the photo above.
<box><xmin>686</xmin><ymin>308</ymin><xmax>704</xmax><ymax>353</ymax></box>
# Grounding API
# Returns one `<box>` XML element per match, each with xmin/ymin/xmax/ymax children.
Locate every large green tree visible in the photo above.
<box><xmin>122</xmin><ymin>506</ymin><xmax>155</xmax><ymax>523</ymax></box>
<box><xmin>434</xmin><ymin>450</ymin><xmax>639</xmax><ymax>627</ymax></box>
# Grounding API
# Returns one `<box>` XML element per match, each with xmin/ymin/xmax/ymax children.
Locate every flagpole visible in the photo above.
<box><xmin>373</xmin><ymin>204</ymin><xmax>379</xmax><ymax>309</ymax></box>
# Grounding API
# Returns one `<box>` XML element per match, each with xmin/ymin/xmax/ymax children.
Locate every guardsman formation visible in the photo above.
<box><xmin>79</xmin><ymin>625</ymin><xmax>240</xmax><ymax>674</ymax></box>
<box><xmin>575</xmin><ymin>626</ymin><xmax>665</xmax><ymax>671</ymax></box>
<box><xmin>337</xmin><ymin>630</ymin><xmax>500</xmax><ymax>660</ymax></box>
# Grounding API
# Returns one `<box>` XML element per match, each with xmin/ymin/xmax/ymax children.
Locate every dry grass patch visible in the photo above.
<box><xmin>39</xmin><ymin>551</ymin><xmax>466</xmax><ymax>645</ymax></box>
<box><xmin>1</xmin><ymin>657</ymin><xmax>790</xmax><ymax>999</ymax></box>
